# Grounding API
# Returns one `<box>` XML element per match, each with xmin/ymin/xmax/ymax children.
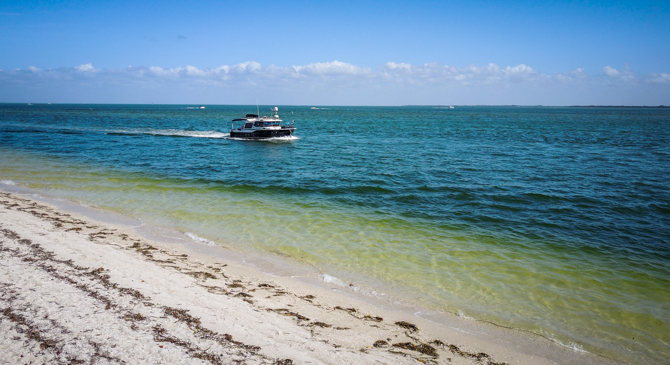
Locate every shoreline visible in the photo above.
<box><xmin>0</xmin><ymin>188</ymin><xmax>621</xmax><ymax>364</ymax></box>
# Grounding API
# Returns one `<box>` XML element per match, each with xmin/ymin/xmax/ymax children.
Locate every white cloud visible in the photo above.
<box><xmin>603</xmin><ymin>66</ymin><xmax>620</xmax><ymax>77</ymax></box>
<box><xmin>571</xmin><ymin>68</ymin><xmax>587</xmax><ymax>78</ymax></box>
<box><xmin>229</xmin><ymin>61</ymin><xmax>261</xmax><ymax>74</ymax></box>
<box><xmin>185</xmin><ymin>65</ymin><xmax>206</xmax><ymax>76</ymax></box>
<box><xmin>0</xmin><ymin>61</ymin><xmax>668</xmax><ymax>105</ymax></box>
<box><xmin>384</xmin><ymin>62</ymin><xmax>413</xmax><ymax>72</ymax></box>
<box><xmin>291</xmin><ymin>61</ymin><xmax>371</xmax><ymax>76</ymax></box>
<box><xmin>215</xmin><ymin>65</ymin><xmax>230</xmax><ymax>74</ymax></box>
<box><xmin>505</xmin><ymin>64</ymin><xmax>535</xmax><ymax>76</ymax></box>
<box><xmin>648</xmin><ymin>73</ymin><xmax>670</xmax><ymax>84</ymax></box>
<box><xmin>602</xmin><ymin>65</ymin><xmax>636</xmax><ymax>83</ymax></box>
<box><xmin>75</xmin><ymin>63</ymin><xmax>95</xmax><ymax>72</ymax></box>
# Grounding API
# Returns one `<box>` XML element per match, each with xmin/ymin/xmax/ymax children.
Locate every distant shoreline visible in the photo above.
<box><xmin>569</xmin><ymin>105</ymin><xmax>669</xmax><ymax>108</ymax></box>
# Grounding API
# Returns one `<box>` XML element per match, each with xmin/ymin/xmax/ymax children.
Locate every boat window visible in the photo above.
<box><xmin>244</xmin><ymin>123</ymin><xmax>253</xmax><ymax>128</ymax></box>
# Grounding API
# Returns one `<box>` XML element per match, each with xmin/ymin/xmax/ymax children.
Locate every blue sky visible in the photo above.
<box><xmin>1</xmin><ymin>0</ymin><xmax>669</xmax><ymax>105</ymax></box>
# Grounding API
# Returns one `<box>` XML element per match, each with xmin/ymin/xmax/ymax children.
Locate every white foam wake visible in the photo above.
<box><xmin>107</xmin><ymin>128</ymin><xmax>229</xmax><ymax>139</ymax></box>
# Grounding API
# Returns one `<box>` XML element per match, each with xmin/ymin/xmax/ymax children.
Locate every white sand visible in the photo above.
<box><xmin>0</xmin><ymin>190</ymin><xmax>620</xmax><ymax>365</ymax></box>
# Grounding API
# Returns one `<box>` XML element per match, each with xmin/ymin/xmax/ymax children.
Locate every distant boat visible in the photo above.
<box><xmin>230</xmin><ymin>107</ymin><xmax>296</xmax><ymax>139</ymax></box>
<box><xmin>199</xmin><ymin>106</ymin><xmax>205</xmax><ymax>109</ymax></box>
<box><xmin>450</xmin><ymin>106</ymin><xmax>454</xmax><ymax>109</ymax></box>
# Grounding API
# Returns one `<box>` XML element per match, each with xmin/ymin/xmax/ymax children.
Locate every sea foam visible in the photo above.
<box><xmin>320</xmin><ymin>274</ymin><xmax>348</xmax><ymax>287</ymax></box>
<box><xmin>185</xmin><ymin>232</ymin><xmax>215</xmax><ymax>246</ymax></box>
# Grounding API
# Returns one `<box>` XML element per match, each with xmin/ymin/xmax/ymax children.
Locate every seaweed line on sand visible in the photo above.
<box><xmin>0</xmin><ymin>225</ymin><xmax>287</xmax><ymax>364</ymax></box>
<box><xmin>1</xmin><ymin>192</ymin><xmax>516</xmax><ymax>365</ymax></box>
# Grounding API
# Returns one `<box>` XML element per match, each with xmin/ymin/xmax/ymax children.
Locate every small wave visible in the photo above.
<box><xmin>457</xmin><ymin>310</ymin><xmax>474</xmax><ymax>320</ymax></box>
<box><xmin>184</xmin><ymin>232</ymin><xmax>215</xmax><ymax>246</ymax></box>
<box><xmin>351</xmin><ymin>185</ymin><xmax>395</xmax><ymax>194</ymax></box>
<box><xmin>1</xmin><ymin>180</ymin><xmax>16</xmax><ymax>186</ymax></box>
<box><xmin>320</xmin><ymin>274</ymin><xmax>348</xmax><ymax>287</ymax></box>
<box><xmin>107</xmin><ymin>128</ymin><xmax>228</xmax><ymax>139</ymax></box>
<box><xmin>552</xmin><ymin>339</ymin><xmax>588</xmax><ymax>353</ymax></box>
<box><xmin>537</xmin><ymin>330</ymin><xmax>589</xmax><ymax>353</ymax></box>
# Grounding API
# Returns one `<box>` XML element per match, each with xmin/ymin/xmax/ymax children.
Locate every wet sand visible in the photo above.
<box><xmin>0</xmin><ymin>190</ymin><xmax>620</xmax><ymax>364</ymax></box>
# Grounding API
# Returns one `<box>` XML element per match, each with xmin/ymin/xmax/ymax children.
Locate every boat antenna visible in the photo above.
<box><xmin>256</xmin><ymin>99</ymin><xmax>259</xmax><ymax>117</ymax></box>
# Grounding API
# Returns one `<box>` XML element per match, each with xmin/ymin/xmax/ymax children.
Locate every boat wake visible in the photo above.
<box><xmin>106</xmin><ymin>128</ymin><xmax>229</xmax><ymax>139</ymax></box>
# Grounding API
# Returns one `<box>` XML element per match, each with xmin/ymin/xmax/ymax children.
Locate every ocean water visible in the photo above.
<box><xmin>1</xmin><ymin>103</ymin><xmax>669</xmax><ymax>364</ymax></box>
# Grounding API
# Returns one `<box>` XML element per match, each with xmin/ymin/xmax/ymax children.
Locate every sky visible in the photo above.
<box><xmin>1</xmin><ymin>0</ymin><xmax>669</xmax><ymax>105</ymax></box>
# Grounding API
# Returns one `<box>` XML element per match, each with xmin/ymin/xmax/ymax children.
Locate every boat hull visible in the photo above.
<box><xmin>229</xmin><ymin>128</ymin><xmax>294</xmax><ymax>139</ymax></box>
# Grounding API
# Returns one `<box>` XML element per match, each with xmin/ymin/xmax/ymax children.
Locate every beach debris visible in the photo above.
<box><xmin>121</xmin><ymin>312</ymin><xmax>147</xmax><ymax>322</ymax></box>
<box><xmin>333</xmin><ymin>306</ymin><xmax>386</xmax><ymax>323</ymax></box>
<box><xmin>198</xmin><ymin>284</ymin><xmax>230</xmax><ymax>295</ymax></box>
<box><xmin>1</xmin><ymin>306</ymin><xmax>60</xmax><ymax>353</ymax></box>
<box><xmin>311</xmin><ymin>321</ymin><xmax>332</xmax><ymax>328</ymax></box>
<box><xmin>334</xmin><ymin>306</ymin><xmax>357</xmax><ymax>314</ymax></box>
<box><xmin>363</xmin><ymin>315</ymin><xmax>383</xmax><ymax>322</ymax></box>
<box><xmin>1</xmin><ymin>223</ymin><xmax>275</xmax><ymax>363</ymax></box>
<box><xmin>152</xmin><ymin>325</ymin><xmax>221</xmax><ymax>362</ymax></box>
<box><xmin>373</xmin><ymin>340</ymin><xmax>389</xmax><ymax>348</ymax></box>
<box><xmin>207</xmin><ymin>265</ymin><xmax>223</xmax><ymax>273</ymax></box>
<box><xmin>301</xmin><ymin>294</ymin><xmax>316</xmax><ymax>302</ymax></box>
<box><xmin>184</xmin><ymin>271</ymin><xmax>218</xmax><ymax>280</ymax></box>
<box><xmin>430</xmin><ymin>340</ymin><xmax>509</xmax><ymax>365</ymax></box>
<box><xmin>395</xmin><ymin>321</ymin><xmax>419</xmax><ymax>332</ymax></box>
<box><xmin>164</xmin><ymin>307</ymin><xmax>201</xmax><ymax>328</ymax></box>
<box><xmin>267</xmin><ymin>308</ymin><xmax>309</xmax><ymax>321</ymax></box>
<box><xmin>392</xmin><ymin>342</ymin><xmax>438</xmax><ymax>357</ymax></box>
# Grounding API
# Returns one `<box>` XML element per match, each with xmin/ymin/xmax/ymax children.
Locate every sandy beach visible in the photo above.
<box><xmin>0</xmin><ymin>190</ymin><xmax>620</xmax><ymax>365</ymax></box>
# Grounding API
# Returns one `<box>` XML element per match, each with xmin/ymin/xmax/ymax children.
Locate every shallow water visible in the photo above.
<box><xmin>1</xmin><ymin>104</ymin><xmax>669</xmax><ymax>364</ymax></box>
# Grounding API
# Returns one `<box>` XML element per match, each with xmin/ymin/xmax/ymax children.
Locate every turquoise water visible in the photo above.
<box><xmin>1</xmin><ymin>104</ymin><xmax>669</xmax><ymax>364</ymax></box>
